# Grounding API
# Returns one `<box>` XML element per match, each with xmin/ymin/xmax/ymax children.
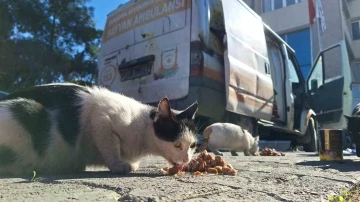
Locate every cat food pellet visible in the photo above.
<box><xmin>224</xmin><ymin>169</ymin><xmax>237</xmax><ymax>176</ymax></box>
<box><xmin>216</xmin><ymin>160</ymin><xmax>226</xmax><ymax>167</ymax></box>
<box><xmin>214</xmin><ymin>166</ymin><xmax>223</xmax><ymax>173</ymax></box>
<box><xmin>222</xmin><ymin>167</ymin><xmax>231</xmax><ymax>173</ymax></box>
<box><xmin>227</xmin><ymin>164</ymin><xmax>234</xmax><ymax>169</ymax></box>
<box><xmin>259</xmin><ymin>147</ymin><xmax>286</xmax><ymax>156</ymax></box>
<box><xmin>204</xmin><ymin>154</ymin><xmax>213</xmax><ymax>161</ymax></box>
<box><xmin>194</xmin><ymin>171</ymin><xmax>202</xmax><ymax>175</ymax></box>
<box><xmin>207</xmin><ymin>167</ymin><xmax>218</xmax><ymax>174</ymax></box>
<box><xmin>210</xmin><ymin>159</ymin><xmax>217</xmax><ymax>167</ymax></box>
<box><xmin>166</xmin><ymin>165</ymin><xmax>184</xmax><ymax>175</ymax></box>
<box><xmin>215</xmin><ymin>155</ymin><xmax>222</xmax><ymax>162</ymax></box>
<box><xmin>198</xmin><ymin>161</ymin><xmax>207</xmax><ymax>172</ymax></box>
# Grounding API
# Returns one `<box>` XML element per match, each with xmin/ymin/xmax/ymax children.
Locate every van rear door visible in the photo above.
<box><xmin>222</xmin><ymin>0</ymin><xmax>274</xmax><ymax>121</ymax></box>
<box><xmin>97</xmin><ymin>0</ymin><xmax>192</xmax><ymax>104</ymax></box>
<box><xmin>306</xmin><ymin>41</ymin><xmax>353</xmax><ymax>129</ymax></box>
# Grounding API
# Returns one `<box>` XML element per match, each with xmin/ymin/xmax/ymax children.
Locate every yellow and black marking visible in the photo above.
<box><xmin>319</xmin><ymin>129</ymin><xmax>343</xmax><ymax>161</ymax></box>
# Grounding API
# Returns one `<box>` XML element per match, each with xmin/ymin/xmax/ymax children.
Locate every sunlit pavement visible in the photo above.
<box><xmin>0</xmin><ymin>152</ymin><xmax>359</xmax><ymax>202</ymax></box>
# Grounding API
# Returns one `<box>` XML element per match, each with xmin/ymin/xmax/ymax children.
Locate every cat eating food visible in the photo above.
<box><xmin>0</xmin><ymin>83</ymin><xmax>199</xmax><ymax>176</ymax></box>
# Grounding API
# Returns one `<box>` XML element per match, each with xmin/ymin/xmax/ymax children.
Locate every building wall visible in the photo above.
<box><xmin>349</xmin><ymin>0</ymin><xmax>360</xmax><ymax>60</ymax></box>
<box><xmin>261</xmin><ymin>1</ymin><xmax>309</xmax><ymax>34</ymax></box>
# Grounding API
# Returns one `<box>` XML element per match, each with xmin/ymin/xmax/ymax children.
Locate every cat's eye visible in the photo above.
<box><xmin>190</xmin><ymin>142</ymin><xmax>196</xmax><ymax>148</ymax></box>
<box><xmin>174</xmin><ymin>142</ymin><xmax>182</xmax><ymax>149</ymax></box>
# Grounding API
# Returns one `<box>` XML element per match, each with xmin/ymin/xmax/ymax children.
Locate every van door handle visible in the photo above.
<box><xmin>265</xmin><ymin>63</ymin><xmax>270</xmax><ymax>75</ymax></box>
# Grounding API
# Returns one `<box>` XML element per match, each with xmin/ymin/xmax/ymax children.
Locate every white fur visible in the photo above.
<box><xmin>76</xmin><ymin>86</ymin><xmax>196</xmax><ymax>172</ymax></box>
<box><xmin>202</xmin><ymin>122</ymin><xmax>259</xmax><ymax>156</ymax></box>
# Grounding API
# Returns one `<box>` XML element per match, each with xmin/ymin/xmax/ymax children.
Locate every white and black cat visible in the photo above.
<box><xmin>0</xmin><ymin>83</ymin><xmax>199</xmax><ymax>176</ymax></box>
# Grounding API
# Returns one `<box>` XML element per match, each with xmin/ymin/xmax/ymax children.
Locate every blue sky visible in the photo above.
<box><xmin>88</xmin><ymin>0</ymin><xmax>129</xmax><ymax>30</ymax></box>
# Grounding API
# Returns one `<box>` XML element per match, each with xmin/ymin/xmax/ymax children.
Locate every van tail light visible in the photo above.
<box><xmin>272</xmin><ymin>103</ymin><xmax>280</xmax><ymax>118</ymax></box>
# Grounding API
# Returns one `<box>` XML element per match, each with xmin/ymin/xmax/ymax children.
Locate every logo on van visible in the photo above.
<box><xmin>100</xmin><ymin>64</ymin><xmax>116</xmax><ymax>88</ymax></box>
<box><xmin>154</xmin><ymin>46</ymin><xmax>179</xmax><ymax>80</ymax></box>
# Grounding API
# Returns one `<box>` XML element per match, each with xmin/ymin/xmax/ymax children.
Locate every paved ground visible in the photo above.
<box><xmin>1</xmin><ymin>152</ymin><xmax>360</xmax><ymax>202</ymax></box>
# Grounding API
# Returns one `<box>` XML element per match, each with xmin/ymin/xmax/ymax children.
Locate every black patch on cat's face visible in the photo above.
<box><xmin>8</xmin><ymin>99</ymin><xmax>51</xmax><ymax>156</ymax></box>
<box><xmin>151</xmin><ymin>98</ymin><xmax>198</xmax><ymax>142</ymax></box>
<box><xmin>0</xmin><ymin>145</ymin><xmax>17</xmax><ymax>165</ymax></box>
<box><xmin>4</xmin><ymin>83</ymin><xmax>89</xmax><ymax>147</ymax></box>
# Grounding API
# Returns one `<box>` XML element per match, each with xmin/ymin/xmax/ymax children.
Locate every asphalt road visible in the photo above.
<box><xmin>0</xmin><ymin>152</ymin><xmax>359</xmax><ymax>202</ymax></box>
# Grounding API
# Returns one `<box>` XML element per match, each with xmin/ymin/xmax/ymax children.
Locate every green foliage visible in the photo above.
<box><xmin>30</xmin><ymin>171</ymin><xmax>37</xmax><ymax>181</ymax></box>
<box><xmin>0</xmin><ymin>0</ymin><xmax>103</xmax><ymax>92</ymax></box>
<box><xmin>327</xmin><ymin>188</ymin><xmax>354</xmax><ymax>202</ymax></box>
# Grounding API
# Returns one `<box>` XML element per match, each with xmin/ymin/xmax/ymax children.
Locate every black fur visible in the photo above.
<box><xmin>4</xmin><ymin>83</ymin><xmax>90</xmax><ymax>146</ymax></box>
<box><xmin>150</xmin><ymin>101</ymin><xmax>198</xmax><ymax>142</ymax></box>
<box><xmin>152</xmin><ymin>110</ymin><xmax>198</xmax><ymax>142</ymax></box>
<box><xmin>0</xmin><ymin>145</ymin><xmax>17</xmax><ymax>165</ymax></box>
<box><xmin>345</xmin><ymin>115</ymin><xmax>360</xmax><ymax>135</ymax></box>
<box><xmin>8</xmin><ymin>98</ymin><xmax>51</xmax><ymax>156</ymax></box>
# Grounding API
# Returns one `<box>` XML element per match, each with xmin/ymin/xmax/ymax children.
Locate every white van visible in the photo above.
<box><xmin>97</xmin><ymin>0</ymin><xmax>352</xmax><ymax>152</ymax></box>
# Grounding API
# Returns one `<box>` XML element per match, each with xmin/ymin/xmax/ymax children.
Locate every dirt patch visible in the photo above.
<box><xmin>351</xmin><ymin>184</ymin><xmax>360</xmax><ymax>201</ymax></box>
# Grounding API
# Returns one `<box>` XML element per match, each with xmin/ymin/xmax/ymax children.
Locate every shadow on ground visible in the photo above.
<box><xmin>296</xmin><ymin>159</ymin><xmax>360</xmax><ymax>172</ymax></box>
<box><xmin>0</xmin><ymin>171</ymin><xmax>165</xmax><ymax>185</ymax></box>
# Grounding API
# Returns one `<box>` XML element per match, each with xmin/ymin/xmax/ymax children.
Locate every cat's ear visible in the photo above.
<box><xmin>344</xmin><ymin>115</ymin><xmax>352</xmax><ymax>121</ymax></box>
<box><xmin>254</xmin><ymin>136</ymin><xmax>259</xmax><ymax>141</ymax></box>
<box><xmin>157</xmin><ymin>97</ymin><xmax>172</xmax><ymax>117</ymax></box>
<box><xmin>176</xmin><ymin>101</ymin><xmax>198</xmax><ymax>120</ymax></box>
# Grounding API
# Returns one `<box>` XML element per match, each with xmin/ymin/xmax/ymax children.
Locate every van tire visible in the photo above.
<box><xmin>303</xmin><ymin>117</ymin><xmax>318</xmax><ymax>152</ymax></box>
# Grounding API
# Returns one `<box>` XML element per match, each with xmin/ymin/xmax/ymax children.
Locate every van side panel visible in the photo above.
<box><xmin>221</xmin><ymin>0</ymin><xmax>274</xmax><ymax>120</ymax></box>
<box><xmin>97</xmin><ymin>0</ymin><xmax>192</xmax><ymax>104</ymax></box>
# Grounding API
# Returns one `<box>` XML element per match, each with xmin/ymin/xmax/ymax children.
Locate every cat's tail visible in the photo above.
<box><xmin>195</xmin><ymin>125</ymin><xmax>212</xmax><ymax>153</ymax></box>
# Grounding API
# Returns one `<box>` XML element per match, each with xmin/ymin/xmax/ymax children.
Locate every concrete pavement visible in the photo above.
<box><xmin>0</xmin><ymin>152</ymin><xmax>359</xmax><ymax>202</ymax></box>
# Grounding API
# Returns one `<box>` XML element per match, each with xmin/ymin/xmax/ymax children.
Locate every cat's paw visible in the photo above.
<box><xmin>130</xmin><ymin>162</ymin><xmax>140</xmax><ymax>171</ymax></box>
<box><xmin>108</xmin><ymin>162</ymin><xmax>132</xmax><ymax>175</ymax></box>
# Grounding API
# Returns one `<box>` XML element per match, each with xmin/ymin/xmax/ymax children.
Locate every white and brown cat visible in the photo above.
<box><xmin>0</xmin><ymin>83</ymin><xmax>199</xmax><ymax>176</ymax></box>
<box><xmin>196</xmin><ymin>122</ymin><xmax>259</xmax><ymax>156</ymax></box>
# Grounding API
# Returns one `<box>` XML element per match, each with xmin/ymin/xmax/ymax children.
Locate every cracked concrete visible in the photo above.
<box><xmin>0</xmin><ymin>152</ymin><xmax>359</xmax><ymax>202</ymax></box>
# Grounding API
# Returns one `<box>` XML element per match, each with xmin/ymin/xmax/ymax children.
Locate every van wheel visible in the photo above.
<box><xmin>303</xmin><ymin>117</ymin><xmax>318</xmax><ymax>152</ymax></box>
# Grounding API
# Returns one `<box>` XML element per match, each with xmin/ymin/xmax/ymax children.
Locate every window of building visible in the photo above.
<box><xmin>352</xmin><ymin>84</ymin><xmax>360</xmax><ymax>109</ymax></box>
<box><xmin>281</xmin><ymin>28</ymin><xmax>311</xmax><ymax>78</ymax></box>
<box><xmin>355</xmin><ymin>62</ymin><xmax>360</xmax><ymax>80</ymax></box>
<box><xmin>262</xmin><ymin>0</ymin><xmax>304</xmax><ymax>13</ymax></box>
<box><xmin>352</xmin><ymin>21</ymin><xmax>360</xmax><ymax>40</ymax></box>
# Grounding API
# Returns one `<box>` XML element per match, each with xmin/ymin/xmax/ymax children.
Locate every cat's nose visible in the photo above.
<box><xmin>183</xmin><ymin>157</ymin><xmax>190</xmax><ymax>163</ymax></box>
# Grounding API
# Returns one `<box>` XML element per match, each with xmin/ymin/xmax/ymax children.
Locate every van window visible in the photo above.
<box><xmin>308</xmin><ymin>55</ymin><xmax>324</xmax><ymax>91</ymax></box>
<box><xmin>268</xmin><ymin>44</ymin><xmax>283</xmax><ymax>78</ymax></box>
<box><xmin>287</xmin><ymin>57</ymin><xmax>300</xmax><ymax>83</ymax></box>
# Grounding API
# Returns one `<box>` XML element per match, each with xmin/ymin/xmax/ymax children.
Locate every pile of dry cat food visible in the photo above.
<box><xmin>254</xmin><ymin>147</ymin><xmax>286</xmax><ymax>156</ymax></box>
<box><xmin>163</xmin><ymin>151</ymin><xmax>237</xmax><ymax>176</ymax></box>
